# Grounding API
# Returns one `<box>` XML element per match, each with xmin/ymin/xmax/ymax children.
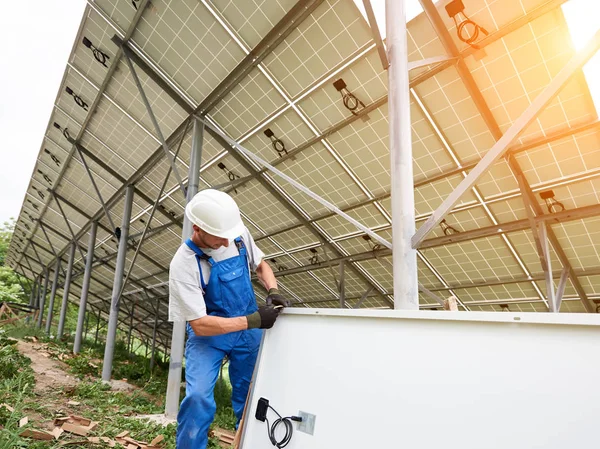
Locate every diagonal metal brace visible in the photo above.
<box><xmin>75</xmin><ymin>145</ymin><xmax>117</xmax><ymax>234</ymax></box>
<box><xmin>50</xmin><ymin>191</ymin><xmax>87</xmax><ymax>261</ymax></box>
<box><xmin>118</xmin><ymin>40</ymin><xmax>187</xmax><ymax>200</ymax></box>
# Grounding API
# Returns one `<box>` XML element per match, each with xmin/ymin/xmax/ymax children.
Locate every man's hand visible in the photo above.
<box><xmin>246</xmin><ymin>305</ymin><xmax>280</xmax><ymax>329</ymax></box>
<box><xmin>266</xmin><ymin>288</ymin><xmax>290</xmax><ymax>308</ymax></box>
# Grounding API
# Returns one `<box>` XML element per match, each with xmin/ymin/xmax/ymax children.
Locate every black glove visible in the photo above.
<box><xmin>266</xmin><ymin>288</ymin><xmax>290</xmax><ymax>308</ymax></box>
<box><xmin>246</xmin><ymin>305</ymin><xmax>280</xmax><ymax>329</ymax></box>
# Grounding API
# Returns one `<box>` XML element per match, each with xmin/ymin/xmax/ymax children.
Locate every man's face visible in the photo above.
<box><xmin>192</xmin><ymin>225</ymin><xmax>229</xmax><ymax>250</ymax></box>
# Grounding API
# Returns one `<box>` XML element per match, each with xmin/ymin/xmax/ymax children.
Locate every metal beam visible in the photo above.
<box><xmin>116</xmin><ymin>118</ymin><xmax>192</xmax><ymax>306</ymax></box>
<box><xmin>50</xmin><ymin>192</ymin><xmax>88</xmax><ymax>261</ymax></box>
<box><xmin>45</xmin><ymin>259</ymin><xmax>61</xmax><ymax>334</ymax></box>
<box><xmin>555</xmin><ymin>267</ymin><xmax>570</xmax><ymax>312</ymax></box>
<box><xmin>102</xmin><ymin>185</ymin><xmax>134</xmax><ymax>381</ymax></box>
<box><xmin>339</xmin><ymin>262</ymin><xmax>346</xmax><ymax>308</ymax></box>
<box><xmin>52</xmin><ymin>191</ymin><xmax>167</xmax><ymax>274</ymax></box>
<box><xmin>412</xmin><ymin>30</ymin><xmax>600</xmax><ymax>248</ymax></box>
<box><xmin>362</xmin><ymin>0</ymin><xmax>388</xmax><ymax>70</ymax></box>
<box><xmin>538</xmin><ymin>222</ymin><xmax>555</xmax><ymax>312</ymax></box>
<box><xmin>418</xmin><ymin>284</ymin><xmax>446</xmax><ymax>307</ymax></box>
<box><xmin>120</xmin><ymin>46</ymin><xmax>187</xmax><ymax>199</ymax></box>
<box><xmin>57</xmin><ymin>242</ymin><xmax>76</xmax><ymax>339</ymax></box>
<box><xmin>76</xmin><ymin>145</ymin><xmax>183</xmax><ymax>229</ymax></box>
<box><xmin>165</xmin><ymin>117</ymin><xmax>204</xmax><ymax>418</ymax></box>
<box><xmin>74</xmin><ymin>221</ymin><xmax>97</xmax><ymax>354</ymax></box>
<box><xmin>387</xmin><ymin>0</ymin><xmax>418</xmax><ymax>309</ymax></box>
<box><xmin>75</xmin><ymin>145</ymin><xmax>117</xmax><ymax>233</ymax></box>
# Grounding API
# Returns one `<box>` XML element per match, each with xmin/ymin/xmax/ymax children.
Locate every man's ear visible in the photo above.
<box><xmin>192</xmin><ymin>224</ymin><xmax>200</xmax><ymax>232</ymax></box>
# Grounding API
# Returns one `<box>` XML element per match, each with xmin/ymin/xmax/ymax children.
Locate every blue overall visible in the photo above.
<box><xmin>176</xmin><ymin>237</ymin><xmax>262</xmax><ymax>449</ymax></box>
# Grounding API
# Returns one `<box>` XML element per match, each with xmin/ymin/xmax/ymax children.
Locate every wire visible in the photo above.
<box><xmin>265</xmin><ymin>405</ymin><xmax>295</xmax><ymax>448</ymax></box>
<box><xmin>452</xmin><ymin>13</ymin><xmax>488</xmax><ymax>49</ymax></box>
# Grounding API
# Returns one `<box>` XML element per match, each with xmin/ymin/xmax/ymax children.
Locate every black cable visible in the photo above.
<box><xmin>452</xmin><ymin>13</ymin><xmax>488</xmax><ymax>49</ymax></box>
<box><xmin>265</xmin><ymin>405</ymin><xmax>297</xmax><ymax>448</ymax></box>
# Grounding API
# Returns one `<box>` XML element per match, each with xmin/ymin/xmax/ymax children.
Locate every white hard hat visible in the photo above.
<box><xmin>185</xmin><ymin>189</ymin><xmax>244</xmax><ymax>240</ymax></box>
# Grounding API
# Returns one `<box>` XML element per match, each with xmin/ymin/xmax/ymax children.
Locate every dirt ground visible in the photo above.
<box><xmin>16</xmin><ymin>340</ymin><xmax>80</xmax><ymax>394</ymax></box>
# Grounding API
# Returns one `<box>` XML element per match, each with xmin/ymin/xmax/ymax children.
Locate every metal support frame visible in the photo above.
<box><xmin>127</xmin><ymin>299</ymin><xmax>136</xmax><ymax>355</ymax></box>
<box><xmin>387</xmin><ymin>0</ymin><xmax>418</xmax><ymax>309</ymax></box>
<box><xmin>51</xmin><ymin>191</ymin><xmax>87</xmax><ymax>262</ymax></box>
<box><xmin>11</xmin><ymin>0</ymin><xmax>559</xmax><ymax>275</ymax></box>
<box><xmin>45</xmin><ymin>259</ymin><xmax>61</xmax><ymax>334</ymax></box>
<box><xmin>75</xmin><ymin>145</ymin><xmax>117</xmax><ymax>232</ymax></box>
<box><xmin>39</xmin><ymin>221</ymin><xmax>60</xmax><ymax>259</ymax></box>
<box><xmin>28</xmin><ymin>277</ymin><xmax>36</xmax><ymax>308</ymax></box>
<box><xmin>84</xmin><ymin>312</ymin><xmax>90</xmax><ymax>340</ymax></box>
<box><xmin>412</xmin><ymin>29</ymin><xmax>600</xmax><ymax>247</ymax></box>
<box><xmin>165</xmin><ymin>117</ymin><xmax>204</xmax><ymax>418</ymax></box>
<box><xmin>102</xmin><ymin>185</ymin><xmax>134</xmax><ymax>382</ymax></box>
<box><xmin>57</xmin><ymin>241</ymin><xmax>76</xmax><ymax>339</ymax></box>
<box><xmin>354</xmin><ymin>286</ymin><xmax>375</xmax><ymax>309</ymax></box>
<box><xmin>555</xmin><ymin>267</ymin><xmax>570</xmax><ymax>312</ymax></box>
<box><xmin>417</xmin><ymin>0</ymin><xmax>595</xmax><ymax>312</ymax></box>
<box><xmin>74</xmin><ymin>221</ymin><xmax>97</xmax><ymax>353</ymax></box>
<box><xmin>339</xmin><ymin>262</ymin><xmax>346</xmax><ymax>308</ymax></box>
<box><xmin>361</xmin><ymin>0</ymin><xmax>388</xmax><ymax>70</ymax></box>
<box><xmin>115</xmin><ymin>118</ymin><xmax>192</xmax><ymax>306</ymax></box>
<box><xmin>117</xmin><ymin>26</ymin><xmax>394</xmax><ymax>310</ymax></box>
<box><xmin>538</xmin><ymin>222</ymin><xmax>556</xmax><ymax>312</ymax></box>
<box><xmin>149</xmin><ymin>297</ymin><xmax>159</xmax><ymax>371</ymax></box>
<box><xmin>408</xmin><ymin>55</ymin><xmax>456</xmax><ymax>71</ymax></box>
<box><xmin>418</xmin><ymin>284</ymin><xmax>446</xmax><ymax>307</ymax></box>
<box><xmin>120</xmin><ymin>46</ymin><xmax>187</xmax><ymax>199</ymax></box>
<box><xmin>94</xmin><ymin>309</ymin><xmax>101</xmax><ymax>346</ymax></box>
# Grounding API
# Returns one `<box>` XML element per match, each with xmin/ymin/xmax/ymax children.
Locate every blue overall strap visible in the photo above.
<box><xmin>185</xmin><ymin>239</ymin><xmax>214</xmax><ymax>291</ymax></box>
<box><xmin>234</xmin><ymin>237</ymin><xmax>246</xmax><ymax>256</ymax></box>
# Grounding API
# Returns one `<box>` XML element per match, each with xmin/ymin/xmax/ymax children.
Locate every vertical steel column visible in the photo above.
<box><xmin>165</xmin><ymin>117</ymin><xmax>204</xmax><ymax>417</ymax></box>
<box><xmin>387</xmin><ymin>0</ymin><xmax>418</xmax><ymax>309</ymax></box>
<box><xmin>28</xmin><ymin>278</ymin><xmax>37</xmax><ymax>308</ymax></box>
<box><xmin>45</xmin><ymin>259</ymin><xmax>62</xmax><ymax>334</ymax></box>
<box><xmin>94</xmin><ymin>310</ymin><xmax>101</xmax><ymax>346</ymax></box>
<box><xmin>150</xmin><ymin>298</ymin><xmax>159</xmax><ymax>372</ymax></box>
<box><xmin>26</xmin><ymin>278</ymin><xmax>38</xmax><ymax>325</ymax></box>
<box><xmin>37</xmin><ymin>268</ymin><xmax>50</xmax><ymax>329</ymax></box>
<box><xmin>339</xmin><ymin>262</ymin><xmax>346</xmax><ymax>308</ymax></box>
<box><xmin>74</xmin><ymin>222</ymin><xmax>97</xmax><ymax>353</ymax></box>
<box><xmin>102</xmin><ymin>185</ymin><xmax>135</xmax><ymax>381</ymax></box>
<box><xmin>127</xmin><ymin>300</ymin><xmax>135</xmax><ymax>356</ymax></box>
<box><xmin>84</xmin><ymin>313</ymin><xmax>90</xmax><ymax>341</ymax></box>
<box><xmin>57</xmin><ymin>242</ymin><xmax>76</xmax><ymax>339</ymax></box>
<box><xmin>539</xmin><ymin>223</ymin><xmax>556</xmax><ymax>312</ymax></box>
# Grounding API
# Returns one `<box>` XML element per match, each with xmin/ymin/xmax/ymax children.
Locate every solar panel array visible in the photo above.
<box><xmin>7</xmin><ymin>0</ymin><xmax>600</xmax><ymax>354</ymax></box>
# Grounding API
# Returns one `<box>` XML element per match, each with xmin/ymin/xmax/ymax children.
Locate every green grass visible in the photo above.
<box><xmin>0</xmin><ymin>324</ymin><xmax>237</xmax><ymax>448</ymax></box>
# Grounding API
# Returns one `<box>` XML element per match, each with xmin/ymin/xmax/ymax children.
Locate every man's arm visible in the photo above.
<box><xmin>256</xmin><ymin>259</ymin><xmax>277</xmax><ymax>291</ymax></box>
<box><xmin>189</xmin><ymin>306</ymin><xmax>280</xmax><ymax>336</ymax></box>
<box><xmin>189</xmin><ymin>315</ymin><xmax>247</xmax><ymax>336</ymax></box>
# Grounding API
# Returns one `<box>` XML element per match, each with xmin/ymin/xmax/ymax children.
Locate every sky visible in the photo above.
<box><xmin>0</xmin><ymin>0</ymin><xmax>87</xmax><ymax>226</ymax></box>
<box><xmin>0</xmin><ymin>0</ymin><xmax>598</xmax><ymax>228</ymax></box>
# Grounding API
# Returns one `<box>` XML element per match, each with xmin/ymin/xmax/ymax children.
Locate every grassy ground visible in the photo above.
<box><xmin>0</xmin><ymin>324</ymin><xmax>236</xmax><ymax>449</ymax></box>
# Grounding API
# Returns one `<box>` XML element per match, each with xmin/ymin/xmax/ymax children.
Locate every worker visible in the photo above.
<box><xmin>169</xmin><ymin>189</ymin><xmax>289</xmax><ymax>449</ymax></box>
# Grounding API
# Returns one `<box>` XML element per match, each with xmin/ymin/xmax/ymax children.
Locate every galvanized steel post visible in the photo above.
<box><xmin>102</xmin><ymin>185</ymin><xmax>135</xmax><ymax>381</ymax></box>
<box><xmin>387</xmin><ymin>0</ymin><xmax>418</xmax><ymax>309</ymax></box>
<box><xmin>165</xmin><ymin>117</ymin><xmax>204</xmax><ymax>417</ymax></box>
<box><xmin>45</xmin><ymin>259</ymin><xmax>62</xmax><ymax>334</ymax></box>
<box><xmin>74</xmin><ymin>221</ymin><xmax>97</xmax><ymax>353</ymax></box>
<box><xmin>36</xmin><ymin>268</ymin><xmax>50</xmax><ymax>328</ymax></box>
<box><xmin>57</xmin><ymin>241</ymin><xmax>76</xmax><ymax>339</ymax></box>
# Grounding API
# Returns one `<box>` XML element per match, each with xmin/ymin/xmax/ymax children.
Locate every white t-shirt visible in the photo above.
<box><xmin>168</xmin><ymin>227</ymin><xmax>265</xmax><ymax>322</ymax></box>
